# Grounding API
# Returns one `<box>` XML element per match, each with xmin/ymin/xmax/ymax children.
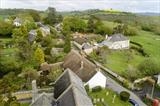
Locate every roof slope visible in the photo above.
<box><xmin>54</xmin><ymin>69</ymin><xmax>86</xmax><ymax>99</ymax></box>
<box><xmin>108</xmin><ymin>33</ymin><xmax>128</xmax><ymax>42</ymax></box>
<box><xmin>30</xmin><ymin>93</ymin><xmax>55</xmax><ymax>106</ymax></box>
<box><xmin>62</xmin><ymin>50</ymin><xmax>97</xmax><ymax>82</ymax></box>
<box><xmin>54</xmin><ymin>69</ymin><xmax>93</xmax><ymax>106</ymax></box>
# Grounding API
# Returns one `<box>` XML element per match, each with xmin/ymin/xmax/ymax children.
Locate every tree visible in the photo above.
<box><xmin>0</xmin><ymin>20</ymin><xmax>13</xmax><ymax>37</ymax></box>
<box><xmin>113</xmin><ymin>24</ymin><xmax>125</xmax><ymax>34</ymax></box>
<box><xmin>12</xmin><ymin>26</ymin><xmax>28</xmax><ymax>43</ymax></box>
<box><xmin>57</xmin><ymin>14</ymin><xmax>63</xmax><ymax>23</ymax></box>
<box><xmin>62</xmin><ymin>16</ymin><xmax>87</xmax><ymax>33</ymax></box>
<box><xmin>44</xmin><ymin>7</ymin><xmax>57</xmax><ymax>25</ymax></box>
<box><xmin>34</xmin><ymin>48</ymin><xmax>45</xmax><ymax>64</ymax></box>
<box><xmin>47</xmin><ymin>67</ymin><xmax>62</xmax><ymax>82</ymax></box>
<box><xmin>28</xmin><ymin>10</ymin><xmax>41</xmax><ymax>22</ymax></box>
<box><xmin>124</xmin><ymin>26</ymin><xmax>138</xmax><ymax>36</ymax></box>
<box><xmin>64</xmin><ymin>34</ymin><xmax>71</xmax><ymax>53</ymax></box>
<box><xmin>22</xmin><ymin>66</ymin><xmax>38</xmax><ymax>88</ymax></box>
<box><xmin>87</xmin><ymin>16</ymin><xmax>95</xmax><ymax>32</ymax></box>
<box><xmin>138</xmin><ymin>58</ymin><xmax>160</xmax><ymax>77</ymax></box>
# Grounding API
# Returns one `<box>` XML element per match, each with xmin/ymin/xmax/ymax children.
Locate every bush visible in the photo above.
<box><xmin>124</xmin><ymin>26</ymin><xmax>138</xmax><ymax>36</ymax></box>
<box><xmin>120</xmin><ymin>91</ymin><xmax>130</xmax><ymax>101</ymax></box>
<box><xmin>92</xmin><ymin>86</ymin><xmax>102</xmax><ymax>92</ymax></box>
<box><xmin>85</xmin><ymin>84</ymin><xmax>90</xmax><ymax>92</ymax></box>
<box><xmin>138</xmin><ymin>58</ymin><xmax>160</xmax><ymax>77</ymax></box>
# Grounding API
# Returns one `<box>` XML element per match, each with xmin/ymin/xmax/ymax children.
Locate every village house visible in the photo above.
<box><xmin>55</xmin><ymin>23</ymin><xmax>62</xmax><ymax>32</ymax></box>
<box><xmin>40</xmin><ymin>25</ymin><xmax>50</xmax><ymax>37</ymax></box>
<box><xmin>30</xmin><ymin>68</ymin><xmax>93</xmax><ymax>106</ymax></box>
<box><xmin>82</xmin><ymin>43</ymin><xmax>94</xmax><ymax>55</ymax></box>
<box><xmin>99</xmin><ymin>33</ymin><xmax>130</xmax><ymax>49</ymax></box>
<box><xmin>63</xmin><ymin>50</ymin><xmax>107</xmax><ymax>88</ymax></box>
<box><xmin>35</xmin><ymin>22</ymin><xmax>44</xmax><ymax>27</ymax></box>
<box><xmin>13</xmin><ymin>17</ymin><xmax>22</xmax><ymax>27</ymax></box>
<box><xmin>28</xmin><ymin>30</ymin><xmax>37</xmax><ymax>42</ymax></box>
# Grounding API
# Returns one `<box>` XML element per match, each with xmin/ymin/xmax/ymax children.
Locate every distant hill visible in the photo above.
<box><xmin>136</xmin><ymin>12</ymin><xmax>160</xmax><ymax>16</ymax></box>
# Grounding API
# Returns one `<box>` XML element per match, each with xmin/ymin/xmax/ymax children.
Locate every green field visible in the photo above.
<box><xmin>88</xmin><ymin>89</ymin><xmax>131</xmax><ymax>106</ymax></box>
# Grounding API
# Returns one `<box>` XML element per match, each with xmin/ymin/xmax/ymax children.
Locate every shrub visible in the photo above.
<box><xmin>92</xmin><ymin>86</ymin><xmax>102</xmax><ymax>92</ymax></box>
<box><xmin>120</xmin><ymin>91</ymin><xmax>130</xmax><ymax>101</ymax></box>
<box><xmin>138</xmin><ymin>58</ymin><xmax>160</xmax><ymax>77</ymax></box>
<box><xmin>124</xmin><ymin>26</ymin><xmax>138</xmax><ymax>36</ymax></box>
<box><xmin>85</xmin><ymin>85</ymin><xmax>90</xmax><ymax>92</ymax></box>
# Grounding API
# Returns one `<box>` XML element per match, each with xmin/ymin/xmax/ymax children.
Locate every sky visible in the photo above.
<box><xmin>0</xmin><ymin>0</ymin><xmax>160</xmax><ymax>13</ymax></box>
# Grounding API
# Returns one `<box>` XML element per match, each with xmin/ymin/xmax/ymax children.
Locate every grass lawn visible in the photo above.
<box><xmin>104</xmin><ymin>49</ymin><xmax>144</xmax><ymax>75</ymax></box>
<box><xmin>88</xmin><ymin>88</ymin><xmax>131</xmax><ymax>106</ymax></box>
<box><xmin>130</xmin><ymin>31</ymin><xmax>160</xmax><ymax>61</ymax></box>
<box><xmin>98</xmin><ymin>30</ymin><xmax>160</xmax><ymax>76</ymax></box>
<box><xmin>20</xmin><ymin>103</ymin><xmax>30</xmax><ymax>106</ymax></box>
<box><xmin>0</xmin><ymin>37</ymin><xmax>19</xmax><ymax>62</ymax></box>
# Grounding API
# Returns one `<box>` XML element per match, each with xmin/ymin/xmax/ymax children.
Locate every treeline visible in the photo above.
<box><xmin>0</xmin><ymin>8</ymin><xmax>43</xmax><ymax>15</ymax></box>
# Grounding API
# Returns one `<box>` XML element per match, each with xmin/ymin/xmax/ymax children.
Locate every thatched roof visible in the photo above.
<box><xmin>62</xmin><ymin>50</ymin><xmax>97</xmax><ymax>82</ymax></box>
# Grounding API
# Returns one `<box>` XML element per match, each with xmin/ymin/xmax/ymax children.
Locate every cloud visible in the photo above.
<box><xmin>1</xmin><ymin>0</ymin><xmax>160</xmax><ymax>13</ymax></box>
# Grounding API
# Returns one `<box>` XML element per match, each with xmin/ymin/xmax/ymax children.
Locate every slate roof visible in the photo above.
<box><xmin>54</xmin><ymin>68</ymin><xmax>93</xmax><ymax>106</ymax></box>
<box><xmin>31</xmin><ymin>69</ymin><xmax>93</xmax><ymax>106</ymax></box>
<box><xmin>62</xmin><ymin>50</ymin><xmax>97</xmax><ymax>82</ymax></box>
<box><xmin>28</xmin><ymin>30</ymin><xmax>37</xmax><ymax>42</ymax></box>
<box><xmin>54</xmin><ymin>68</ymin><xmax>85</xmax><ymax>99</ymax></box>
<box><xmin>14</xmin><ymin>17</ymin><xmax>22</xmax><ymax>23</ymax></box>
<box><xmin>108</xmin><ymin>33</ymin><xmax>128</xmax><ymax>42</ymax></box>
<box><xmin>30</xmin><ymin>93</ymin><xmax>56</xmax><ymax>106</ymax></box>
<box><xmin>82</xmin><ymin>43</ymin><xmax>92</xmax><ymax>49</ymax></box>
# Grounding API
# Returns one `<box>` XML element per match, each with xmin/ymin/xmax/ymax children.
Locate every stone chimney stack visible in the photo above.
<box><xmin>80</xmin><ymin>61</ymin><xmax>84</xmax><ymax>69</ymax></box>
<box><xmin>32</xmin><ymin>80</ymin><xmax>38</xmax><ymax>103</ymax></box>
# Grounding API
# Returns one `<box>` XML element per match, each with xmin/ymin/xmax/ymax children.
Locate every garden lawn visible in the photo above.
<box><xmin>88</xmin><ymin>88</ymin><xmax>131</xmax><ymax>106</ymax></box>
<box><xmin>102</xmin><ymin>30</ymin><xmax>160</xmax><ymax>75</ymax></box>
<box><xmin>130</xmin><ymin>31</ymin><xmax>160</xmax><ymax>62</ymax></box>
<box><xmin>20</xmin><ymin>103</ymin><xmax>30</xmax><ymax>106</ymax></box>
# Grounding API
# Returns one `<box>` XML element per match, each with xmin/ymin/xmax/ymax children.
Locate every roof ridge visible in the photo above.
<box><xmin>30</xmin><ymin>92</ymin><xmax>50</xmax><ymax>106</ymax></box>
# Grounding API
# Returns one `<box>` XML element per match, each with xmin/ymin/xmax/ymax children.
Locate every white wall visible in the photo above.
<box><xmin>85</xmin><ymin>71</ymin><xmax>106</xmax><ymax>88</ymax></box>
<box><xmin>14</xmin><ymin>22</ymin><xmax>21</xmax><ymax>27</ymax></box>
<box><xmin>109</xmin><ymin>40</ymin><xmax>129</xmax><ymax>49</ymax></box>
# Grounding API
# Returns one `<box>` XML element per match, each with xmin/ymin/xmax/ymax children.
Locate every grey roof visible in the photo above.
<box><xmin>30</xmin><ymin>93</ymin><xmax>56</xmax><ymax>106</ymax></box>
<box><xmin>14</xmin><ymin>17</ymin><xmax>22</xmax><ymax>23</ymax></box>
<box><xmin>108</xmin><ymin>33</ymin><xmax>128</xmax><ymax>42</ymax></box>
<box><xmin>36</xmin><ymin>22</ymin><xmax>44</xmax><ymax>27</ymax></box>
<box><xmin>31</xmin><ymin>69</ymin><xmax>93</xmax><ymax>106</ymax></box>
<box><xmin>28</xmin><ymin>30</ymin><xmax>37</xmax><ymax>42</ymax></box>
<box><xmin>57</xmin><ymin>86</ymin><xmax>93</xmax><ymax>106</ymax></box>
<box><xmin>55</xmin><ymin>69</ymin><xmax>93</xmax><ymax>106</ymax></box>
<box><xmin>54</xmin><ymin>68</ymin><xmax>85</xmax><ymax>99</ymax></box>
<box><xmin>82</xmin><ymin>43</ymin><xmax>92</xmax><ymax>49</ymax></box>
<box><xmin>41</xmin><ymin>26</ymin><xmax>50</xmax><ymax>30</ymax></box>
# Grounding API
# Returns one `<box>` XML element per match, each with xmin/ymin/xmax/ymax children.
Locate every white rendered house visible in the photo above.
<box><xmin>100</xmin><ymin>33</ymin><xmax>130</xmax><ymax>49</ymax></box>
<box><xmin>85</xmin><ymin>71</ymin><xmax>106</xmax><ymax>88</ymax></box>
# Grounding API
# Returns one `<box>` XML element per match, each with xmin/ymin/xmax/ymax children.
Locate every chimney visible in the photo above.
<box><xmin>80</xmin><ymin>61</ymin><xmax>84</xmax><ymax>69</ymax></box>
<box><xmin>32</xmin><ymin>80</ymin><xmax>38</xmax><ymax>103</ymax></box>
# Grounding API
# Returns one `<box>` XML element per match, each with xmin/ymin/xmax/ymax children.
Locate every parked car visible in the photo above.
<box><xmin>129</xmin><ymin>99</ymin><xmax>139</xmax><ymax>106</ymax></box>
